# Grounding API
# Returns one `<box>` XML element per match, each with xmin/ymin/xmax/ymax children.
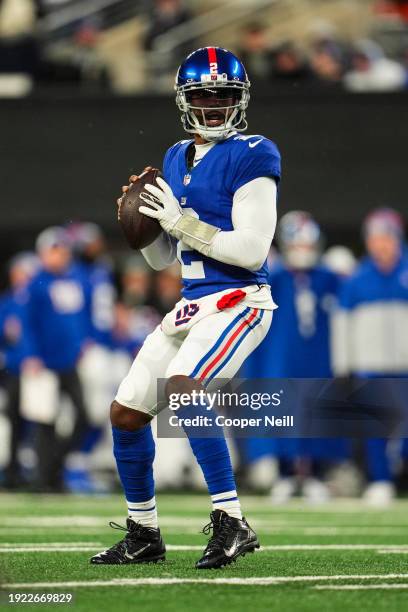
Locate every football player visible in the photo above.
<box><xmin>67</xmin><ymin>223</ymin><xmax>117</xmax><ymax>492</ymax></box>
<box><xmin>91</xmin><ymin>47</ymin><xmax>281</xmax><ymax>568</ymax></box>
<box><xmin>332</xmin><ymin>208</ymin><xmax>408</xmax><ymax>506</ymax></box>
<box><xmin>25</xmin><ymin>227</ymin><xmax>90</xmax><ymax>491</ymax></box>
<box><xmin>0</xmin><ymin>252</ymin><xmax>39</xmax><ymax>488</ymax></box>
<box><xmin>242</xmin><ymin>212</ymin><xmax>345</xmax><ymax>504</ymax></box>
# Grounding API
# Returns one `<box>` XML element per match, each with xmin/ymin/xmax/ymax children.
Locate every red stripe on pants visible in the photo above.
<box><xmin>199</xmin><ymin>309</ymin><xmax>259</xmax><ymax>382</ymax></box>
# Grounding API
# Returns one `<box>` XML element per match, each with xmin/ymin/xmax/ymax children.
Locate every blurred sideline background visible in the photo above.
<box><xmin>1</xmin><ymin>0</ymin><xmax>408</xmax><ymax>505</ymax></box>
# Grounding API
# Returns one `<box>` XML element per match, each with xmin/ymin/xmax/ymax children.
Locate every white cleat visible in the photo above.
<box><xmin>270</xmin><ymin>478</ymin><xmax>297</xmax><ymax>505</ymax></box>
<box><xmin>363</xmin><ymin>481</ymin><xmax>396</xmax><ymax>507</ymax></box>
<box><xmin>302</xmin><ymin>478</ymin><xmax>331</xmax><ymax>505</ymax></box>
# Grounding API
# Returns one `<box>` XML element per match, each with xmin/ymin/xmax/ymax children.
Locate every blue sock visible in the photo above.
<box><xmin>112</xmin><ymin>425</ymin><xmax>158</xmax><ymax>528</ymax></box>
<box><xmin>81</xmin><ymin>426</ymin><xmax>103</xmax><ymax>453</ymax></box>
<box><xmin>366</xmin><ymin>438</ymin><xmax>392</xmax><ymax>482</ymax></box>
<box><xmin>180</xmin><ymin>402</ymin><xmax>242</xmax><ymax>519</ymax></box>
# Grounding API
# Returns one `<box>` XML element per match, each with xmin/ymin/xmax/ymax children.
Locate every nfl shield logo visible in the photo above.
<box><xmin>183</xmin><ymin>174</ymin><xmax>191</xmax><ymax>186</ymax></box>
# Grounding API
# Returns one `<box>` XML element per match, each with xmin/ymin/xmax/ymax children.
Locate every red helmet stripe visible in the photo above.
<box><xmin>207</xmin><ymin>46</ymin><xmax>217</xmax><ymax>66</ymax></box>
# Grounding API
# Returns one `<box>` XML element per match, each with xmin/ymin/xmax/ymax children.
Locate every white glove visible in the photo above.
<box><xmin>139</xmin><ymin>177</ymin><xmax>182</xmax><ymax>234</ymax></box>
<box><xmin>140</xmin><ymin>176</ymin><xmax>220</xmax><ymax>249</ymax></box>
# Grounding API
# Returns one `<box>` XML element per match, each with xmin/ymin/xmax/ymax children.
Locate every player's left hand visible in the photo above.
<box><xmin>139</xmin><ymin>177</ymin><xmax>183</xmax><ymax>234</ymax></box>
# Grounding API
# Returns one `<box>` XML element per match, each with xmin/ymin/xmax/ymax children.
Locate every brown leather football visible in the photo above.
<box><xmin>118</xmin><ymin>167</ymin><xmax>163</xmax><ymax>250</ymax></box>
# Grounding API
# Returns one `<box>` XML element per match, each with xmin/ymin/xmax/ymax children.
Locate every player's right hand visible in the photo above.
<box><xmin>116</xmin><ymin>166</ymin><xmax>153</xmax><ymax>209</ymax></box>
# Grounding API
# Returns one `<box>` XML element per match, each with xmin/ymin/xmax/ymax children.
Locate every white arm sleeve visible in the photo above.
<box><xmin>180</xmin><ymin>176</ymin><xmax>277</xmax><ymax>271</ymax></box>
<box><xmin>141</xmin><ymin>231</ymin><xmax>177</xmax><ymax>271</ymax></box>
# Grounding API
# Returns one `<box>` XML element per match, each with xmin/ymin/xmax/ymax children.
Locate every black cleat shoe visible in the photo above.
<box><xmin>196</xmin><ymin>509</ymin><xmax>259</xmax><ymax>569</ymax></box>
<box><xmin>90</xmin><ymin>519</ymin><xmax>166</xmax><ymax>565</ymax></box>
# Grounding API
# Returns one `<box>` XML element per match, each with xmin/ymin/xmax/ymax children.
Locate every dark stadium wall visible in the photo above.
<box><xmin>0</xmin><ymin>93</ymin><xmax>407</xmax><ymax>260</ymax></box>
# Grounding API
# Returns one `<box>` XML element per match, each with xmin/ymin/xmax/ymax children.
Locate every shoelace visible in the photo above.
<box><xmin>101</xmin><ymin>521</ymin><xmax>145</xmax><ymax>560</ymax></box>
<box><xmin>109</xmin><ymin>521</ymin><xmax>130</xmax><ymax>533</ymax></box>
<box><xmin>109</xmin><ymin>520</ymin><xmax>147</xmax><ymax>535</ymax></box>
<box><xmin>202</xmin><ymin>518</ymin><xmax>234</xmax><ymax>551</ymax></box>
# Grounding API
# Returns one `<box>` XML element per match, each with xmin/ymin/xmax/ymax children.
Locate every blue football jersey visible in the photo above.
<box><xmin>26</xmin><ymin>266</ymin><xmax>88</xmax><ymax>371</ymax></box>
<box><xmin>242</xmin><ymin>263</ymin><xmax>340</xmax><ymax>378</ymax></box>
<box><xmin>76</xmin><ymin>260</ymin><xmax>115</xmax><ymax>347</ymax></box>
<box><xmin>163</xmin><ymin>134</ymin><xmax>281</xmax><ymax>299</ymax></box>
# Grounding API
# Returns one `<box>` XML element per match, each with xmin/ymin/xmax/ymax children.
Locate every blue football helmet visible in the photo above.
<box><xmin>175</xmin><ymin>47</ymin><xmax>250</xmax><ymax>141</ymax></box>
<box><xmin>278</xmin><ymin>211</ymin><xmax>322</xmax><ymax>270</ymax></box>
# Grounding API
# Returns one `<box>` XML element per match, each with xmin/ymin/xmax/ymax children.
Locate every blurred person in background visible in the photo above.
<box><xmin>64</xmin><ymin>222</ymin><xmax>116</xmax><ymax>492</ymax></box>
<box><xmin>270</xmin><ymin>42</ymin><xmax>314</xmax><ymax>92</ymax></box>
<box><xmin>242</xmin><ymin>212</ymin><xmax>344</xmax><ymax>503</ymax></box>
<box><xmin>38</xmin><ymin>16</ymin><xmax>111</xmax><ymax>91</ymax></box>
<box><xmin>144</xmin><ymin>0</ymin><xmax>191</xmax><ymax>51</ymax></box>
<box><xmin>68</xmin><ymin>222</ymin><xmax>116</xmax><ymax>348</ymax></box>
<box><xmin>400</xmin><ymin>45</ymin><xmax>408</xmax><ymax>85</ymax></box>
<box><xmin>237</xmin><ymin>23</ymin><xmax>274</xmax><ymax>83</ymax></box>
<box><xmin>0</xmin><ymin>252</ymin><xmax>39</xmax><ymax>488</ymax></box>
<box><xmin>108</xmin><ymin>298</ymin><xmax>159</xmax><ymax>398</ymax></box>
<box><xmin>120</xmin><ymin>255</ymin><xmax>161</xmax><ymax>344</ymax></box>
<box><xmin>143</xmin><ymin>0</ymin><xmax>194</xmax><ymax>83</ymax></box>
<box><xmin>107</xmin><ymin>300</ymin><xmax>146</xmax><ymax>418</ymax></box>
<box><xmin>32</xmin><ymin>0</ymin><xmax>111</xmax><ymax>90</ymax></box>
<box><xmin>110</xmin><ymin>301</ymin><xmax>143</xmax><ymax>359</ymax></box>
<box><xmin>34</xmin><ymin>1</ymin><xmax>73</xmax><ymax>16</ymax></box>
<box><xmin>151</xmin><ymin>262</ymin><xmax>181</xmax><ymax>317</ymax></box>
<box><xmin>322</xmin><ymin>246</ymin><xmax>357</xmax><ymax>278</ymax></box>
<box><xmin>343</xmin><ymin>39</ymin><xmax>406</xmax><ymax>92</ymax></box>
<box><xmin>309</xmin><ymin>40</ymin><xmax>345</xmax><ymax>88</ymax></box>
<box><xmin>332</xmin><ymin>208</ymin><xmax>408</xmax><ymax>506</ymax></box>
<box><xmin>24</xmin><ymin>226</ymin><xmax>90</xmax><ymax>491</ymax></box>
<box><xmin>121</xmin><ymin>254</ymin><xmax>152</xmax><ymax>307</ymax></box>
<box><xmin>68</xmin><ymin>19</ymin><xmax>111</xmax><ymax>90</ymax></box>
<box><xmin>374</xmin><ymin>0</ymin><xmax>408</xmax><ymax>23</ymax></box>
<box><xmin>0</xmin><ymin>0</ymin><xmax>39</xmax><ymax>94</ymax></box>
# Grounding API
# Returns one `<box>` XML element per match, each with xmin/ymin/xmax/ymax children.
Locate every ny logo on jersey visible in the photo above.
<box><xmin>175</xmin><ymin>303</ymin><xmax>200</xmax><ymax>326</ymax></box>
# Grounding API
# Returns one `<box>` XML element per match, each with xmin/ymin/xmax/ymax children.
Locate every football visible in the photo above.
<box><xmin>118</xmin><ymin>167</ymin><xmax>163</xmax><ymax>250</ymax></box>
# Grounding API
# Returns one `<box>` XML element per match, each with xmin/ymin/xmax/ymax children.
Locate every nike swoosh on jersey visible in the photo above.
<box><xmin>248</xmin><ymin>139</ymin><xmax>263</xmax><ymax>148</ymax></box>
<box><xmin>124</xmin><ymin>544</ymin><xmax>150</xmax><ymax>560</ymax></box>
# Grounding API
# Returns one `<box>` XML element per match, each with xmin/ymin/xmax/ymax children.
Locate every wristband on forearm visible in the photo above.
<box><xmin>172</xmin><ymin>214</ymin><xmax>220</xmax><ymax>248</ymax></box>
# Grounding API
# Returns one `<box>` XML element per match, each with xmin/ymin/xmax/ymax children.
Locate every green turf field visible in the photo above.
<box><xmin>1</xmin><ymin>494</ymin><xmax>408</xmax><ymax>611</ymax></box>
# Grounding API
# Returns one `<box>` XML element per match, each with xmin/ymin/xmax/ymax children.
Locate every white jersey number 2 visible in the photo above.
<box><xmin>176</xmin><ymin>208</ymin><xmax>205</xmax><ymax>279</ymax></box>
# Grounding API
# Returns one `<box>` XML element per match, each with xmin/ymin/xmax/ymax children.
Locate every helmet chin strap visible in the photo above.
<box><xmin>182</xmin><ymin>105</ymin><xmax>246</xmax><ymax>141</ymax></box>
<box><xmin>195</xmin><ymin>128</ymin><xmax>230</xmax><ymax>142</ymax></box>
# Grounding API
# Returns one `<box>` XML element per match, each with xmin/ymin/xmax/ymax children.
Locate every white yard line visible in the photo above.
<box><xmin>300</xmin><ymin>527</ymin><xmax>408</xmax><ymax>535</ymax></box>
<box><xmin>4</xmin><ymin>574</ymin><xmax>408</xmax><ymax>589</ymax></box>
<box><xmin>314</xmin><ymin>584</ymin><xmax>408</xmax><ymax>591</ymax></box>
<box><xmin>259</xmin><ymin>545</ymin><xmax>408</xmax><ymax>551</ymax></box>
<box><xmin>3</xmin><ymin>544</ymin><xmax>408</xmax><ymax>553</ymax></box>
<box><xmin>0</xmin><ymin>542</ymin><xmax>102</xmax><ymax>547</ymax></box>
<box><xmin>168</xmin><ymin>545</ymin><xmax>374</xmax><ymax>552</ymax></box>
<box><xmin>1</xmin><ymin>516</ymin><xmax>408</xmax><ymax>537</ymax></box>
<box><xmin>0</xmin><ymin>547</ymin><xmax>101</xmax><ymax>552</ymax></box>
<box><xmin>377</xmin><ymin>549</ymin><xmax>408</xmax><ymax>554</ymax></box>
<box><xmin>2</xmin><ymin>496</ymin><xmax>408</xmax><ymax>513</ymax></box>
<box><xmin>0</xmin><ymin>517</ymin><xmax>106</xmax><ymax>527</ymax></box>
